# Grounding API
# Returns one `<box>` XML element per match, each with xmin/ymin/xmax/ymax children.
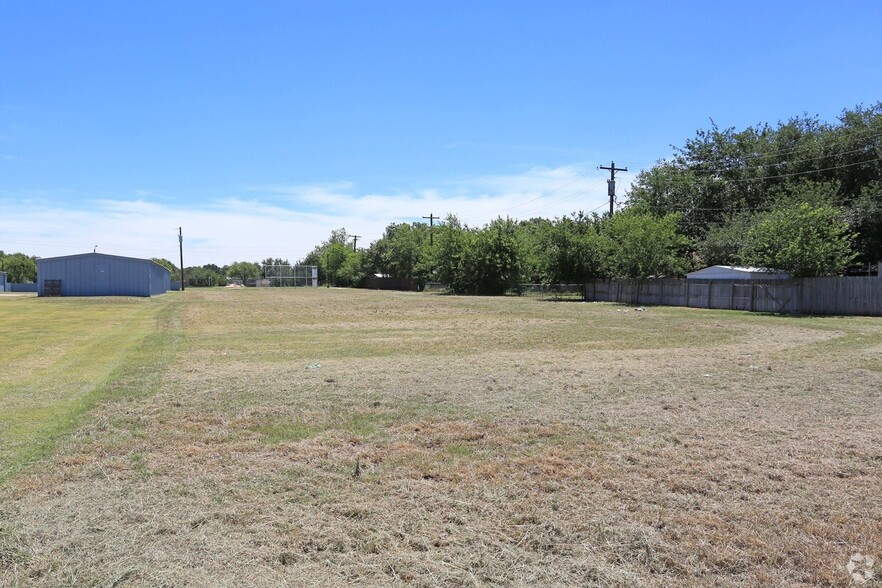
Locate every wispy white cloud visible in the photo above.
<box><xmin>0</xmin><ymin>165</ymin><xmax>636</xmax><ymax>266</ymax></box>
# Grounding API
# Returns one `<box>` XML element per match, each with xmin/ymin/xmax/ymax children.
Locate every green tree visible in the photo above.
<box><xmin>626</xmin><ymin>103</ymin><xmax>882</xmax><ymax>263</ymax></box>
<box><xmin>463</xmin><ymin>217</ymin><xmax>521</xmax><ymax>295</ymax></box>
<box><xmin>697</xmin><ymin>212</ymin><xmax>758</xmax><ymax>267</ymax></box>
<box><xmin>846</xmin><ymin>182</ymin><xmax>882</xmax><ymax>267</ymax></box>
<box><xmin>539</xmin><ymin>213</ymin><xmax>610</xmax><ymax>285</ymax></box>
<box><xmin>226</xmin><ymin>261</ymin><xmax>262</xmax><ymax>283</ymax></box>
<box><xmin>322</xmin><ymin>242</ymin><xmax>363</xmax><ymax>287</ymax></box>
<box><xmin>298</xmin><ymin>228</ymin><xmax>352</xmax><ymax>285</ymax></box>
<box><xmin>336</xmin><ymin>249</ymin><xmax>365</xmax><ymax>287</ymax></box>
<box><xmin>602</xmin><ymin>209</ymin><xmax>689</xmax><ymax>278</ymax></box>
<box><xmin>364</xmin><ymin>222</ymin><xmax>430</xmax><ymax>285</ymax></box>
<box><xmin>743</xmin><ymin>203</ymin><xmax>857</xmax><ymax>277</ymax></box>
<box><xmin>515</xmin><ymin>217</ymin><xmax>554</xmax><ymax>283</ymax></box>
<box><xmin>1</xmin><ymin>253</ymin><xmax>37</xmax><ymax>283</ymax></box>
<box><xmin>151</xmin><ymin>258</ymin><xmax>178</xmax><ymax>274</ymax></box>
<box><xmin>186</xmin><ymin>265</ymin><xmax>225</xmax><ymax>287</ymax></box>
<box><xmin>427</xmin><ymin>215</ymin><xmax>469</xmax><ymax>290</ymax></box>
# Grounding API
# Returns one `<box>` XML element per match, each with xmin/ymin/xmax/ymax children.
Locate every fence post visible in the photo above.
<box><xmin>685</xmin><ymin>281</ymin><xmax>691</xmax><ymax>307</ymax></box>
<box><xmin>707</xmin><ymin>281</ymin><xmax>712</xmax><ymax>308</ymax></box>
<box><xmin>730</xmin><ymin>282</ymin><xmax>735</xmax><ymax>309</ymax></box>
<box><xmin>750</xmin><ymin>283</ymin><xmax>756</xmax><ymax>312</ymax></box>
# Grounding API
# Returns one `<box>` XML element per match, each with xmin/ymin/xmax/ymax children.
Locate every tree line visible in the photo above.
<box><xmin>298</xmin><ymin>212</ymin><xmax>690</xmax><ymax>294</ymax></box>
<box><xmin>297</xmin><ymin>104</ymin><xmax>880</xmax><ymax>292</ymax></box>
<box><xmin>5</xmin><ymin>105</ymin><xmax>879</xmax><ymax>292</ymax></box>
<box><xmin>150</xmin><ymin>258</ymin><xmax>292</xmax><ymax>288</ymax></box>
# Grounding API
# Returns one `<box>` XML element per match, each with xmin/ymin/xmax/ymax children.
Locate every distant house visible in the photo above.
<box><xmin>37</xmin><ymin>252</ymin><xmax>171</xmax><ymax>297</ymax></box>
<box><xmin>686</xmin><ymin>265</ymin><xmax>790</xmax><ymax>280</ymax></box>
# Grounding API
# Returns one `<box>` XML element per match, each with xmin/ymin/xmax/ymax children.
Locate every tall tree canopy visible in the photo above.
<box><xmin>226</xmin><ymin>261</ymin><xmax>262</xmax><ymax>282</ymax></box>
<box><xmin>743</xmin><ymin>203</ymin><xmax>856</xmax><ymax>277</ymax></box>
<box><xmin>151</xmin><ymin>258</ymin><xmax>178</xmax><ymax>274</ymax></box>
<box><xmin>627</xmin><ymin>103</ymin><xmax>882</xmax><ymax>265</ymax></box>
<box><xmin>0</xmin><ymin>252</ymin><xmax>37</xmax><ymax>283</ymax></box>
<box><xmin>298</xmin><ymin>229</ymin><xmax>365</xmax><ymax>287</ymax></box>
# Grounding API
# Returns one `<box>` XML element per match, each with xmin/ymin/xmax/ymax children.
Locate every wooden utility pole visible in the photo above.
<box><xmin>350</xmin><ymin>235</ymin><xmax>361</xmax><ymax>251</ymax></box>
<box><xmin>178</xmin><ymin>227</ymin><xmax>185</xmax><ymax>291</ymax></box>
<box><xmin>422</xmin><ymin>213</ymin><xmax>438</xmax><ymax>245</ymax></box>
<box><xmin>599</xmin><ymin>161</ymin><xmax>628</xmax><ymax>215</ymax></box>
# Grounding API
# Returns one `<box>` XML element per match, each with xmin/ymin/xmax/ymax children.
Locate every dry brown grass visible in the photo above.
<box><xmin>2</xmin><ymin>288</ymin><xmax>881</xmax><ymax>587</ymax></box>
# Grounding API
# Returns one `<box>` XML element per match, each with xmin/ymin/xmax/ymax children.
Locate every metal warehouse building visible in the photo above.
<box><xmin>37</xmin><ymin>252</ymin><xmax>171</xmax><ymax>297</ymax></box>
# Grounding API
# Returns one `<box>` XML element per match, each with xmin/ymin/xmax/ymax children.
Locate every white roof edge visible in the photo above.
<box><xmin>688</xmin><ymin>265</ymin><xmax>786</xmax><ymax>274</ymax></box>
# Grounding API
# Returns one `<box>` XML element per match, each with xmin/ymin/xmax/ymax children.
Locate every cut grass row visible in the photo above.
<box><xmin>0</xmin><ymin>295</ymin><xmax>179</xmax><ymax>484</ymax></box>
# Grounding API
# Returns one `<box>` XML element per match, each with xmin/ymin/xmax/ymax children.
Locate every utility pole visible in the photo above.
<box><xmin>422</xmin><ymin>213</ymin><xmax>438</xmax><ymax>245</ymax></box>
<box><xmin>350</xmin><ymin>235</ymin><xmax>361</xmax><ymax>251</ymax></box>
<box><xmin>599</xmin><ymin>161</ymin><xmax>628</xmax><ymax>216</ymax></box>
<box><xmin>178</xmin><ymin>227</ymin><xmax>185</xmax><ymax>291</ymax></box>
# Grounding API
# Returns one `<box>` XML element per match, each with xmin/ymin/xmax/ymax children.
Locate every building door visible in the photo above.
<box><xmin>96</xmin><ymin>263</ymin><xmax>110</xmax><ymax>294</ymax></box>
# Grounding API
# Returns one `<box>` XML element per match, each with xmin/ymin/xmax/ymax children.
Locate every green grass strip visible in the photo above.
<box><xmin>0</xmin><ymin>296</ymin><xmax>181</xmax><ymax>485</ymax></box>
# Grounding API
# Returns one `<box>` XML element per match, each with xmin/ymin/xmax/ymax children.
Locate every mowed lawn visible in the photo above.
<box><xmin>1</xmin><ymin>288</ymin><xmax>880</xmax><ymax>587</ymax></box>
<box><xmin>0</xmin><ymin>294</ymin><xmax>178</xmax><ymax>485</ymax></box>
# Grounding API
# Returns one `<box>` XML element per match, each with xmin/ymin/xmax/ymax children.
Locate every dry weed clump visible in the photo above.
<box><xmin>1</xmin><ymin>288</ymin><xmax>880</xmax><ymax>587</ymax></box>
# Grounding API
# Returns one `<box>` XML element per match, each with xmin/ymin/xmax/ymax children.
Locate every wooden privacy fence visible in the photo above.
<box><xmin>583</xmin><ymin>277</ymin><xmax>882</xmax><ymax>316</ymax></box>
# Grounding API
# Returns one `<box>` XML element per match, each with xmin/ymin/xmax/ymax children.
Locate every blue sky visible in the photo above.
<box><xmin>2</xmin><ymin>1</ymin><xmax>881</xmax><ymax>266</ymax></box>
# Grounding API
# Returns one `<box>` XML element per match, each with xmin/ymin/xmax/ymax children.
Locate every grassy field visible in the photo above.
<box><xmin>1</xmin><ymin>288</ymin><xmax>880</xmax><ymax>587</ymax></box>
<box><xmin>0</xmin><ymin>294</ymin><xmax>178</xmax><ymax>485</ymax></box>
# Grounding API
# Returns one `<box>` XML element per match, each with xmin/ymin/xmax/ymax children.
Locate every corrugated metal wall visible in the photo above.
<box><xmin>37</xmin><ymin>253</ymin><xmax>170</xmax><ymax>297</ymax></box>
<box><xmin>149</xmin><ymin>261</ymin><xmax>171</xmax><ymax>295</ymax></box>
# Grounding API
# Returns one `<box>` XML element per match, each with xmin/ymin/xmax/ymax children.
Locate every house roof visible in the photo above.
<box><xmin>687</xmin><ymin>265</ymin><xmax>790</xmax><ymax>279</ymax></box>
<box><xmin>708</xmin><ymin>266</ymin><xmax>775</xmax><ymax>273</ymax></box>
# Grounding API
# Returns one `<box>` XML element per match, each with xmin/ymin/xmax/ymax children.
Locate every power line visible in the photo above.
<box><xmin>495</xmin><ymin>169</ymin><xmax>598</xmax><ymax>213</ymax></box>
<box><xmin>636</xmin><ymin>157</ymin><xmax>882</xmax><ymax>188</ymax></box>
<box><xmin>669</xmin><ymin>143</ymin><xmax>882</xmax><ymax>175</ymax></box>
<box><xmin>613</xmin><ymin>128</ymin><xmax>882</xmax><ymax>174</ymax></box>
<box><xmin>457</xmin><ymin>175</ymin><xmax>610</xmax><ymax>225</ymax></box>
<box><xmin>511</xmin><ymin>179</ymin><xmax>608</xmax><ymax>219</ymax></box>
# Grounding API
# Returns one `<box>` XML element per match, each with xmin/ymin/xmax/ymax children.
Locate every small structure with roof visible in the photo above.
<box><xmin>686</xmin><ymin>265</ymin><xmax>790</xmax><ymax>280</ymax></box>
<box><xmin>37</xmin><ymin>252</ymin><xmax>171</xmax><ymax>297</ymax></box>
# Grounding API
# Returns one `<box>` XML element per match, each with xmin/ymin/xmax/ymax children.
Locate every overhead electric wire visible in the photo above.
<box><xmin>495</xmin><ymin>169</ymin><xmax>598</xmax><ymax>213</ymax></box>
<box><xmin>455</xmin><ymin>173</ymin><xmax>610</xmax><ymax>225</ymax></box>
<box><xmin>668</xmin><ymin>143</ymin><xmax>882</xmax><ymax>175</ymax></box>
<box><xmin>636</xmin><ymin>126</ymin><xmax>882</xmax><ymax>169</ymax></box>
<box><xmin>512</xmin><ymin>178</ymin><xmax>609</xmax><ymax>219</ymax></box>
<box><xmin>461</xmin><ymin>181</ymin><xmax>610</xmax><ymax>225</ymax></box>
<box><xmin>637</xmin><ymin>157</ymin><xmax>882</xmax><ymax>188</ymax></box>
